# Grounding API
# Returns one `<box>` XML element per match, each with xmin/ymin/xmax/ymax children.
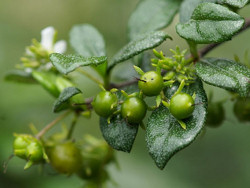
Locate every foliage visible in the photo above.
<box><xmin>4</xmin><ymin>0</ymin><xmax>250</xmax><ymax>187</ymax></box>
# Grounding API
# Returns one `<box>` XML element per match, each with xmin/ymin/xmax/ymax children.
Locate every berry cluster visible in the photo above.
<box><xmin>92</xmin><ymin>48</ymin><xmax>197</xmax><ymax>129</ymax></box>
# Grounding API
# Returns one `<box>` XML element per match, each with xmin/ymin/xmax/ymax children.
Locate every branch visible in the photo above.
<box><xmin>83</xmin><ymin>18</ymin><xmax>250</xmax><ymax>107</ymax></box>
<box><xmin>199</xmin><ymin>18</ymin><xmax>250</xmax><ymax>58</ymax></box>
<box><xmin>36</xmin><ymin>110</ymin><xmax>71</xmax><ymax>139</ymax></box>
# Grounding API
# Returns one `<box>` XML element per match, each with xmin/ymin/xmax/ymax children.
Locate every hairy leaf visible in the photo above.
<box><xmin>196</xmin><ymin>58</ymin><xmax>250</xmax><ymax>97</ymax></box>
<box><xmin>5</xmin><ymin>70</ymin><xmax>36</xmax><ymax>84</ymax></box>
<box><xmin>69</xmin><ymin>24</ymin><xmax>107</xmax><ymax>77</ymax></box>
<box><xmin>100</xmin><ymin>115</ymin><xmax>139</xmax><ymax>153</ymax></box>
<box><xmin>128</xmin><ymin>0</ymin><xmax>182</xmax><ymax>40</ymax></box>
<box><xmin>176</xmin><ymin>3</ymin><xmax>244</xmax><ymax>43</ymax></box>
<box><xmin>218</xmin><ymin>0</ymin><xmax>249</xmax><ymax>8</ymax></box>
<box><xmin>50</xmin><ymin>53</ymin><xmax>107</xmax><ymax>74</ymax></box>
<box><xmin>70</xmin><ymin>24</ymin><xmax>106</xmax><ymax>57</ymax></box>
<box><xmin>53</xmin><ymin>87</ymin><xmax>82</xmax><ymax>113</ymax></box>
<box><xmin>179</xmin><ymin>0</ymin><xmax>216</xmax><ymax>23</ymax></box>
<box><xmin>109</xmin><ymin>31</ymin><xmax>171</xmax><ymax>70</ymax></box>
<box><xmin>146</xmin><ymin>80</ymin><xmax>207</xmax><ymax>169</ymax></box>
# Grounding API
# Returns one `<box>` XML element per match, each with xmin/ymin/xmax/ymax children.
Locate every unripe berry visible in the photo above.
<box><xmin>92</xmin><ymin>91</ymin><xmax>118</xmax><ymax>117</ymax></box>
<box><xmin>121</xmin><ymin>97</ymin><xmax>147</xmax><ymax>124</ymax></box>
<box><xmin>169</xmin><ymin>93</ymin><xmax>195</xmax><ymax>120</ymax></box>
<box><xmin>138</xmin><ymin>71</ymin><xmax>163</xmax><ymax>96</ymax></box>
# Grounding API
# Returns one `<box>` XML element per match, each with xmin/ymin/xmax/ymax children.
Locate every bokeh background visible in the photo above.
<box><xmin>1</xmin><ymin>0</ymin><xmax>250</xmax><ymax>187</ymax></box>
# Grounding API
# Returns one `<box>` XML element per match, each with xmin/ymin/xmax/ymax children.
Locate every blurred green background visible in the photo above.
<box><xmin>1</xmin><ymin>0</ymin><xmax>250</xmax><ymax>187</ymax></box>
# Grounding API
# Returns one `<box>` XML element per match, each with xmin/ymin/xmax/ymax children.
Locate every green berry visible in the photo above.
<box><xmin>121</xmin><ymin>97</ymin><xmax>147</xmax><ymax>124</ymax></box>
<box><xmin>206</xmin><ymin>103</ymin><xmax>225</xmax><ymax>127</ymax></box>
<box><xmin>47</xmin><ymin>142</ymin><xmax>82</xmax><ymax>174</ymax></box>
<box><xmin>92</xmin><ymin>91</ymin><xmax>118</xmax><ymax>117</ymax></box>
<box><xmin>170</xmin><ymin>93</ymin><xmax>195</xmax><ymax>120</ymax></box>
<box><xmin>234</xmin><ymin>97</ymin><xmax>250</xmax><ymax>122</ymax></box>
<box><xmin>138</xmin><ymin>71</ymin><xmax>163</xmax><ymax>96</ymax></box>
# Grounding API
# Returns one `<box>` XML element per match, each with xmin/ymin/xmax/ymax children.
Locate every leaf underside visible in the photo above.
<box><xmin>69</xmin><ymin>24</ymin><xmax>107</xmax><ymax>77</ymax></box>
<box><xmin>176</xmin><ymin>2</ymin><xmax>244</xmax><ymax>43</ymax></box>
<box><xmin>5</xmin><ymin>70</ymin><xmax>36</xmax><ymax>84</ymax></box>
<box><xmin>196</xmin><ymin>58</ymin><xmax>250</xmax><ymax>97</ymax></box>
<box><xmin>50</xmin><ymin>53</ymin><xmax>107</xmax><ymax>74</ymax></box>
<box><xmin>69</xmin><ymin>24</ymin><xmax>106</xmax><ymax>57</ymax></box>
<box><xmin>128</xmin><ymin>0</ymin><xmax>182</xmax><ymax>40</ymax></box>
<box><xmin>146</xmin><ymin>79</ymin><xmax>207</xmax><ymax>169</ymax></box>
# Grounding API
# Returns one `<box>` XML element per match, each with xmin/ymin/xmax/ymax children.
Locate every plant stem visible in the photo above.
<box><xmin>80</xmin><ymin>17</ymin><xmax>250</xmax><ymax>109</ymax></box>
<box><xmin>67</xmin><ymin>114</ymin><xmax>79</xmax><ymax>139</ymax></box>
<box><xmin>103</xmin><ymin>74</ymin><xmax>110</xmax><ymax>90</ymax></box>
<box><xmin>187</xmin><ymin>41</ymin><xmax>199</xmax><ymax>61</ymax></box>
<box><xmin>77</xmin><ymin>69</ymin><xmax>103</xmax><ymax>85</ymax></box>
<box><xmin>36</xmin><ymin>110</ymin><xmax>71</xmax><ymax>139</ymax></box>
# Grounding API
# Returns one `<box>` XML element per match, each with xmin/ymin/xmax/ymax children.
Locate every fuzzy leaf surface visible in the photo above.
<box><xmin>196</xmin><ymin>58</ymin><xmax>250</xmax><ymax>97</ymax></box>
<box><xmin>109</xmin><ymin>31</ymin><xmax>171</xmax><ymax>70</ymax></box>
<box><xmin>128</xmin><ymin>0</ymin><xmax>182</xmax><ymax>40</ymax></box>
<box><xmin>100</xmin><ymin>116</ymin><xmax>139</xmax><ymax>153</ymax></box>
<box><xmin>53</xmin><ymin>87</ymin><xmax>82</xmax><ymax>113</ymax></box>
<box><xmin>176</xmin><ymin>3</ymin><xmax>244</xmax><ymax>43</ymax></box>
<box><xmin>50</xmin><ymin>53</ymin><xmax>107</xmax><ymax>74</ymax></box>
<box><xmin>146</xmin><ymin>80</ymin><xmax>207</xmax><ymax>169</ymax></box>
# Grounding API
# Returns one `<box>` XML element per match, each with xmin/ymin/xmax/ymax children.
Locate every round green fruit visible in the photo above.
<box><xmin>234</xmin><ymin>97</ymin><xmax>250</xmax><ymax>122</ymax></box>
<box><xmin>206</xmin><ymin>103</ymin><xmax>225</xmax><ymax>128</ymax></box>
<box><xmin>47</xmin><ymin>142</ymin><xmax>82</xmax><ymax>174</ymax></box>
<box><xmin>170</xmin><ymin>93</ymin><xmax>195</xmax><ymax>120</ymax></box>
<box><xmin>121</xmin><ymin>97</ymin><xmax>147</xmax><ymax>124</ymax></box>
<box><xmin>138</xmin><ymin>71</ymin><xmax>163</xmax><ymax>96</ymax></box>
<box><xmin>92</xmin><ymin>91</ymin><xmax>118</xmax><ymax>117</ymax></box>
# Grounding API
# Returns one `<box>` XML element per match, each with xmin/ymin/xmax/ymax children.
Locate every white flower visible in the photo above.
<box><xmin>40</xmin><ymin>26</ymin><xmax>67</xmax><ymax>53</ymax></box>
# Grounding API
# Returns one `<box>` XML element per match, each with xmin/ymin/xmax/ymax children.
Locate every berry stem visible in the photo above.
<box><xmin>77</xmin><ymin>69</ymin><xmax>103</xmax><ymax>85</ymax></box>
<box><xmin>67</xmin><ymin>113</ymin><xmax>79</xmax><ymax>140</ymax></box>
<box><xmin>36</xmin><ymin>110</ymin><xmax>71</xmax><ymax>139</ymax></box>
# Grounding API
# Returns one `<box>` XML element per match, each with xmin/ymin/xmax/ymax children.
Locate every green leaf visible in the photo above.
<box><xmin>100</xmin><ymin>115</ymin><xmax>139</xmax><ymax>153</ymax></box>
<box><xmin>50</xmin><ymin>53</ymin><xmax>107</xmax><ymax>74</ymax></box>
<box><xmin>146</xmin><ymin>80</ymin><xmax>207</xmax><ymax>169</ymax></box>
<box><xmin>179</xmin><ymin>0</ymin><xmax>216</xmax><ymax>23</ymax></box>
<box><xmin>176</xmin><ymin>3</ymin><xmax>245</xmax><ymax>43</ymax></box>
<box><xmin>53</xmin><ymin>87</ymin><xmax>82</xmax><ymax>113</ymax></box>
<box><xmin>196</xmin><ymin>58</ymin><xmax>250</xmax><ymax>97</ymax></box>
<box><xmin>218</xmin><ymin>0</ymin><xmax>249</xmax><ymax>8</ymax></box>
<box><xmin>69</xmin><ymin>24</ymin><xmax>107</xmax><ymax>77</ymax></box>
<box><xmin>5</xmin><ymin>70</ymin><xmax>36</xmax><ymax>84</ymax></box>
<box><xmin>128</xmin><ymin>0</ymin><xmax>182</xmax><ymax>40</ymax></box>
<box><xmin>69</xmin><ymin>24</ymin><xmax>106</xmax><ymax>57</ymax></box>
<box><xmin>32</xmin><ymin>71</ymin><xmax>60</xmax><ymax>97</ymax></box>
<box><xmin>109</xmin><ymin>31</ymin><xmax>171</xmax><ymax>71</ymax></box>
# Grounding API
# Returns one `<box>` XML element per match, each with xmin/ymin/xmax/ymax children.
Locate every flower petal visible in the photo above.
<box><xmin>41</xmin><ymin>26</ymin><xmax>55</xmax><ymax>51</ymax></box>
<box><xmin>54</xmin><ymin>40</ymin><xmax>67</xmax><ymax>53</ymax></box>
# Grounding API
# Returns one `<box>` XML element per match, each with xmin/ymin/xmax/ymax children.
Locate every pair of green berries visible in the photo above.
<box><xmin>92</xmin><ymin>89</ymin><xmax>147</xmax><ymax>124</ymax></box>
<box><xmin>92</xmin><ymin>70</ymin><xmax>195</xmax><ymax>126</ymax></box>
<box><xmin>13</xmin><ymin>134</ymin><xmax>48</xmax><ymax>169</ymax></box>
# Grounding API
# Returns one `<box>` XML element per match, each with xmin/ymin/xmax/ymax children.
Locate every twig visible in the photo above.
<box><xmin>36</xmin><ymin>110</ymin><xmax>71</xmax><ymax>139</ymax></box>
<box><xmin>77</xmin><ymin>18</ymin><xmax>250</xmax><ymax>108</ymax></box>
<box><xmin>67</xmin><ymin>114</ymin><xmax>79</xmax><ymax>139</ymax></box>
